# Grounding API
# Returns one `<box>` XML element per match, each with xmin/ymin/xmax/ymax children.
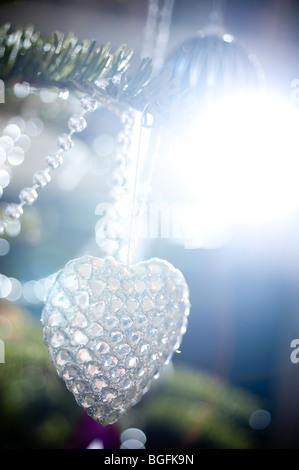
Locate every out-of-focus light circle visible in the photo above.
<box><xmin>19</xmin><ymin>365</ymin><xmax>46</xmax><ymax>390</ymax></box>
<box><xmin>0</xmin><ymin>169</ymin><xmax>10</xmax><ymax>188</ymax></box>
<box><xmin>92</xmin><ymin>134</ymin><xmax>116</xmax><ymax>157</ymax></box>
<box><xmin>0</xmin><ymin>135</ymin><xmax>14</xmax><ymax>153</ymax></box>
<box><xmin>3</xmin><ymin>124</ymin><xmax>21</xmax><ymax>141</ymax></box>
<box><xmin>7</xmin><ymin>147</ymin><xmax>25</xmax><ymax>166</ymax></box>
<box><xmin>14</xmin><ymin>82</ymin><xmax>30</xmax><ymax>99</ymax></box>
<box><xmin>6</xmin><ymin>277</ymin><xmax>23</xmax><ymax>302</ymax></box>
<box><xmin>120</xmin><ymin>428</ymin><xmax>147</xmax><ymax>444</ymax></box>
<box><xmin>41</xmin><ymin>101</ymin><xmax>61</xmax><ymax>119</ymax></box>
<box><xmin>0</xmin><ymin>313</ymin><xmax>14</xmax><ymax>338</ymax></box>
<box><xmin>57</xmin><ymin>168</ymin><xmax>83</xmax><ymax>192</ymax></box>
<box><xmin>22</xmin><ymin>280</ymin><xmax>40</xmax><ymax>304</ymax></box>
<box><xmin>25</xmin><ymin>118</ymin><xmax>44</xmax><ymax>137</ymax></box>
<box><xmin>222</xmin><ymin>33</ymin><xmax>234</xmax><ymax>43</ymax></box>
<box><xmin>249</xmin><ymin>409</ymin><xmax>271</xmax><ymax>430</ymax></box>
<box><xmin>0</xmin><ymin>238</ymin><xmax>10</xmax><ymax>256</ymax></box>
<box><xmin>44</xmin><ymin>275</ymin><xmax>56</xmax><ymax>292</ymax></box>
<box><xmin>0</xmin><ymin>275</ymin><xmax>12</xmax><ymax>298</ymax></box>
<box><xmin>5</xmin><ymin>220</ymin><xmax>21</xmax><ymax>237</ymax></box>
<box><xmin>0</xmin><ymin>185</ymin><xmax>3</xmax><ymax>199</ymax></box>
<box><xmin>91</xmin><ymin>156</ymin><xmax>111</xmax><ymax>176</ymax></box>
<box><xmin>34</xmin><ymin>280</ymin><xmax>47</xmax><ymax>302</ymax></box>
<box><xmin>120</xmin><ymin>440</ymin><xmax>145</xmax><ymax>449</ymax></box>
<box><xmin>0</xmin><ymin>148</ymin><xmax>6</xmax><ymax>164</ymax></box>
<box><xmin>8</xmin><ymin>116</ymin><xmax>26</xmax><ymax>132</ymax></box>
<box><xmin>15</xmin><ymin>134</ymin><xmax>31</xmax><ymax>152</ymax></box>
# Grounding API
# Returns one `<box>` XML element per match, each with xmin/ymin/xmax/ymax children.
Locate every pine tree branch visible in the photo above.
<box><xmin>0</xmin><ymin>23</ymin><xmax>174</xmax><ymax>117</ymax></box>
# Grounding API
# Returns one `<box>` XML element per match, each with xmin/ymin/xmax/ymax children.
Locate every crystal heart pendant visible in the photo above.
<box><xmin>41</xmin><ymin>255</ymin><xmax>190</xmax><ymax>425</ymax></box>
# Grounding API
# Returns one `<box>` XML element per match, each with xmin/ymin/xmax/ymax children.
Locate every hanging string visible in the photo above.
<box><xmin>126</xmin><ymin>109</ymin><xmax>161</xmax><ymax>266</ymax></box>
<box><xmin>126</xmin><ymin>107</ymin><xmax>149</xmax><ymax>266</ymax></box>
<box><xmin>125</xmin><ymin>0</ymin><xmax>176</xmax><ymax>264</ymax></box>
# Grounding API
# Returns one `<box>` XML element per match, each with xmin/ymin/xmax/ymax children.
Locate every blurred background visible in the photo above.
<box><xmin>1</xmin><ymin>0</ymin><xmax>299</xmax><ymax>449</ymax></box>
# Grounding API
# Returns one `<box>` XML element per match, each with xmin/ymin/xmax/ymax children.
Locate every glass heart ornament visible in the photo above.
<box><xmin>41</xmin><ymin>255</ymin><xmax>190</xmax><ymax>425</ymax></box>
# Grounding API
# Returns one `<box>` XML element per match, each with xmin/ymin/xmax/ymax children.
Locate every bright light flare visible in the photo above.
<box><xmin>170</xmin><ymin>92</ymin><xmax>299</xmax><ymax>244</ymax></box>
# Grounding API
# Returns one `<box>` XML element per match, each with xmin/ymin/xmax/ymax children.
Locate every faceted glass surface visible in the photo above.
<box><xmin>41</xmin><ymin>256</ymin><xmax>190</xmax><ymax>425</ymax></box>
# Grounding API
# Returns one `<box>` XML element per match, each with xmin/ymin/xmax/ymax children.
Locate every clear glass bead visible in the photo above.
<box><xmin>115</xmin><ymin>149</ymin><xmax>129</xmax><ymax>166</ymax></box>
<box><xmin>105</xmin><ymin>412</ymin><xmax>118</xmax><ymax>425</ymax></box>
<box><xmin>110</xmin><ymin>331</ymin><xmax>123</xmax><ymax>344</ymax></box>
<box><xmin>104</xmin><ymin>315</ymin><xmax>118</xmax><ymax>330</ymax></box>
<box><xmin>77</xmin><ymin>348</ymin><xmax>92</xmax><ymax>362</ymax></box>
<box><xmin>110</xmin><ymin>297</ymin><xmax>123</xmax><ymax>313</ymax></box>
<box><xmin>71</xmin><ymin>330</ymin><xmax>89</xmax><ymax>346</ymax></box>
<box><xmin>120</xmin><ymin>112</ymin><xmax>134</xmax><ymax>127</ymax></box>
<box><xmin>5</xmin><ymin>203</ymin><xmax>23</xmax><ymax>221</ymax></box>
<box><xmin>81</xmin><ymin>394</ymin><xmax>98</xmax><ymax>408</ymax></box>
<box><xmin>102</xmin><ymin>388</ymin><xmax>117</xmax><ymax>403</ymax></box>
<box><xmin>76</xmin><ymin>262</ymin><xmax>92</xmax><ymax>279</ymax></box>
<box><xmin>70</xmin><ymin>312</ymin><xmax>88</xmax><ymax>328</ymax></box>
<box><xmin>108</xmin><ymin>278</ymin><xmax>120</xmax><ymax>292</ymax></box>
<box><xmin>48</xmin><ymin>311</ymin><xmax>66</xmax><ymax>327</ymax></box>
<box><xmin>119</xmin><ymin>315</ymin><xmax>133</xmax><ymax>331</ymax></box>
<box><xmin>80</xmin><ymin>95</ymin><xmax>98</xmax><ymax>112</ymax></box>
<box><xmin>86</xmin><ymin>323</ymin><xmax>103</xmax><ymax>338</ymax></box>
<box><xmin>61</xmin><ymin>273</ymin><xmax>79</xmax><ymax>292</ymax></box>
<box><xmin>90</xmin><ymin>279</ymin><xmax>105</xmax><ymax>296</ymax></box>
<box><xmin>68</xmin><ymin>114</ymin><xmax>87</xmax><ymax>133</ymax></box>
<box><xmin>19</xmin><ymin>187</ymin><xmax>38</xmax><ymax>205</ymax></box>
<box><xmin>56</xmin><ymin>350</ymin><xmax>73</xmax><ymax>366</ymax></box>
<box><xmin>46</xmin><ymin>153</ymin><xmax>63</xmax><ymax>169</ymax></box>
<box><xmin>110</xmin><ymin>368</ymin><xmax>126</xmax><ymax>382</ymax></box>
<box><xmin>72</xmin><ymin>379</ymin><xmax>89</xmax><ymax>395</ymax></box>
<box><xmin>110</xmin><ymin>186</ymin><xmax>129</xmax><ymax>201</ymax></box>
<box><xmin>62</xmin><ymin>365</ymin><xmax>79</xmax><ymax>381</ymax></box>
<box><xmin>0</xmin><ymin>220</ymin><xmax>6</xmax><ymax>235</ymax></box>
<box><xmin>51</xmin><ymin>291</ymin><xmax>70</xmax><ymax>309</ymax></box>
<box><xmin>57</xmin><ymin>133</ymin><xmax>73</xmax><ymax>151</ymax></box>
<box><xmin>94</xmin><ymin>377</ymin><xmax>108</xmax><ymax>391</ymax></box>
<box><xmin>116</xmin><ymin>343</ymin><xmax>131</xmax><ymax>357</ymax></box>
<box><xmin>95</xmin><ymin>341</ymin><xmax>110</xmax><ymax>354</ymax></box>
<box><xmin>117</xmin><ymin>132</ymin><xmax>131</xmax><ymax>147</ymax></box>
<box><xmin>74</xmin><ymin>291</ymin><xmax>90</xmax><ymax>309</ymax></box>
<box><xmin>108</xmin><ymin>171</ymin><xmax>128</xmax><ymax>189</ymax></box>
<box><xmin>129</xmin><ymin>331</ymin><xmax>141</xmax><ymax>346</ymax></box>
<box><xmin>50</xmin><ymin>331</ymin><xmax>66</xmax><ymax>348</ymax></box>
<box><xmin>125</xmin><ymin>356</ymin><xmax>138</xmax><ymax>368</ymax></box>
<box><xmin>32</xmin><ymin>170</ymin><xmax>51</xmax><ymax>188</ymax></box>
<box><xmin>101</xmin><ymin>355</ymin><xmax>118</xmax><ymax>370</ymax></box>
<box><xmin>86</xmin><ymin>363</ymin><xmax>101</xmax><ymax>377</ymax></box>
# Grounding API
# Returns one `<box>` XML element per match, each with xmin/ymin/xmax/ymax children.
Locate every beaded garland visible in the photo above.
<box><xmin>0</xmin><ymin>95</ymin><xmax>96</xmax><ymax>235</ymax></box>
